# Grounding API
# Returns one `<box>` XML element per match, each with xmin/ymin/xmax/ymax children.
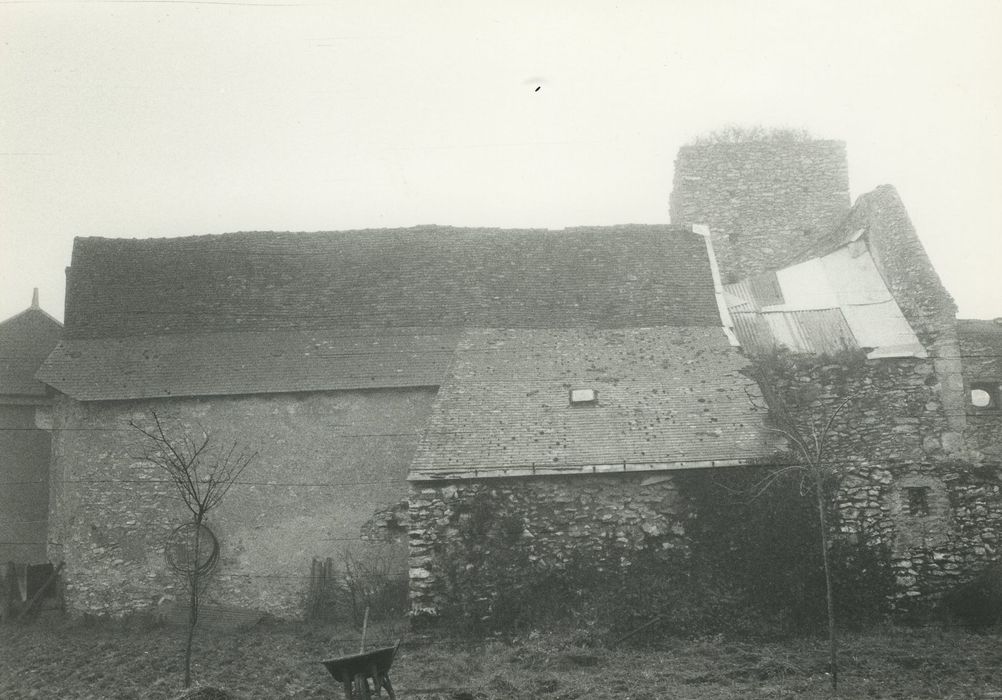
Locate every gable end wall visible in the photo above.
<box><xmin>48</xmin><ymin>389</ymin><xmax>435</xmax><ymax>617</ymax></box>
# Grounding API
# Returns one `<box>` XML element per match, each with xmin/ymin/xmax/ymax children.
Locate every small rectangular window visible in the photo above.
<box><xmin>569</xmin><ymin>388</ymin><xmax>598</xmax><ymax>406</ymax></box>
<box><xmin>906</xmin><ymin>487</ymin><xmax>930</xmax><ymax>516</ymax></box>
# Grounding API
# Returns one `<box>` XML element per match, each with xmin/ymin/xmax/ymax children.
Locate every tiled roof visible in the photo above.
<box><xmin>64</xmin><ymin>225</ymin><xmax>720</xmax><ymax>339</ymax></box>
<box><xmin>37</xmin><ymin>328</ymin><xmax>457</xmax><ymax>400</ymax></box>
<box><xmin>408</xmin><ymin>327</ymin><xmax>779</xmax><ymax>479</ymax></box>
<box><xmin>0</xmin><ymin>307</ymin><xmax>62</xmax><ymax>398</ymax></box>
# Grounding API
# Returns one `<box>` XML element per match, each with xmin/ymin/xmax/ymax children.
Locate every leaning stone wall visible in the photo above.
<box><xmin>47</xmin><ymin>389</ymin><xmax>433</xmax><ymax>618</ymax></box>
<box><xmin>408</xmin><ymin>474</ymin><xmax>687</xmax><ymax>616</ymax></box>
<box><xmin>844</xmin><ymin>185</ymin><xmax>967</xmax><ymax>437</ymax></box>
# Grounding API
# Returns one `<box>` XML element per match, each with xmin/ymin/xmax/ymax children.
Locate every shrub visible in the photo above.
<box><xmin>338</xmin><ymin>547</ymin><xmax>408</xmax><ymax>626</ymax></box>
<box><xmin>676</xmin><ymin>468</ymin><xmax>895</xmax><ymax>636</ymax></box>
<box><xmin>427</xmin><ymin>472</ymin><xmax>894</xmax><ymax>640</ymax></box>
<box><xmin>304</xmin><ymin>548</ymin><xmax>408</xmax><ymax>625</ymax></box>
<box><xmin>940</xmin><ymin>565</ymin><xmax>1002</xmax><ymax>629</ymax></box>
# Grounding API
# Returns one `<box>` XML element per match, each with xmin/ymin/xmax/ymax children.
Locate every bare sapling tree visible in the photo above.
<box><xmin>748</xmin><ymin>360</ymin><xmax>854</xmax><ymax>693</ymax></box>
<box><xmin>131</xmin><ymin>411</ymin><xmax>258</xmax><ymax>688</ymax></box>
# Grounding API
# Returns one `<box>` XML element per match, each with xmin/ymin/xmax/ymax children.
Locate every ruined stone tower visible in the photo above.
<box><xmin>669</xmin><ymin>139</ymin><xmax>851</xmax><ymax>281</ymax></box>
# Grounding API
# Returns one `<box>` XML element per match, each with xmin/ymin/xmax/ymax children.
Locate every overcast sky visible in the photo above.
<box><xmin>2</xmin><ymin>0</ymin><xmax>1000</xmax><ymax>324</ymax></box>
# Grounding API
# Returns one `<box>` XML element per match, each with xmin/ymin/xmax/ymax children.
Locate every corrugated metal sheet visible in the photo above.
<box><xmin>732</xmin><ymin>309</ymin><xmax>857</xmax><ymax>356</ymax></box>
<box><xmin>723</xmin><ymin>280</ymin><xmax>757</xmax><ymax>312</ymax></box>
<box><xmin>749</xmin><ymin>271</ymin><xmax>784</xmax><ymax>307</ymax></box>
<box><xmin>730</xmin><ymin>312</ymin><xmax>774</xmax><ymax>351</ymax></box>
<box><xmin>722</xmin><ymin>272</ymin><xmax>784</xmax><ymax>311</ymax></box>
<box><xmin>725</xmin><ymin>242</ymin><xmax>925</xmax><ymax>358</ymax></box>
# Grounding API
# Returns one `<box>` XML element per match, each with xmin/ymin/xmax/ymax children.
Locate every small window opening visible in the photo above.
<box><xmin>970</xmin><ymin>383</ymin><xmax>999</xmax><ymax>409</ymax></box>
<box><xmin>569</xmin><ymin>388</ymin><xmax>598</xmax><ymax>406</ymax></box>
<box><xmin>906</xmin><ymin>487</ymin><xmax>930</xmax><ymax>516</ymax></box>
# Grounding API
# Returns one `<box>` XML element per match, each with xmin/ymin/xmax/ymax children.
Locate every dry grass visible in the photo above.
<box><xmin>1</xmin><ymin>616</ymin><xmax>1001</xmax><ymax>699</ymax></box>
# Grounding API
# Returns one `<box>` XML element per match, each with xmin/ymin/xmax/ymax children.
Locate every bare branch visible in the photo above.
<box><xmin>765</xmin><ymin>426</ymin><xmax>813</xmax><ymax>466</ymax></box>
<box><xmin>748</xmin><ymin>465</ymin><xmax>806</xmax><ymax>500</ymax></box>
<box><xmin>129</xmin><ymin>411</ymin><xmax>257</xmax><ymax>519</ymax></box>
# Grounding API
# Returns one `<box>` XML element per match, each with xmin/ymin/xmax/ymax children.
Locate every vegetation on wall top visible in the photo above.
<box><xmin>686</xmin><ymin>125</ymin><xmax>818</xmax><ymax>146</ymax></box>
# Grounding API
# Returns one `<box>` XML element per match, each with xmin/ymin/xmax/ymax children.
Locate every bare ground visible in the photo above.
<box><xmin>1</xmin><ymin>616</ymin><xmax>1001</xmax><ymax>699</ymax></box>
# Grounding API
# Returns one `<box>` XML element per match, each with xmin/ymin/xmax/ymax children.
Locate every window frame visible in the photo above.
<box><xmin>905</xmin><ymin>486</ymin><xmax>930</xmax><ymax>517</ymax></box>
<box><xmin>969</xmin><ymin>381</ymin><xmax>1000</xmax><ymax>410</ymax></box>
<box><xmin>568</xmin><ymin>388</ymin><xmax>599</xmax><ymax>407</ymax></box>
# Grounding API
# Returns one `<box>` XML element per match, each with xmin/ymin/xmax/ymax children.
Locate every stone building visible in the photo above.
<box><xmin>33</xmin><ymin>137</ymin><xmax>1002</xmax><ymax>618</ymax></box>
<box><xmin>0</xmin><ymin>290</ymin><xmax>61</xmax><ymax>565</ymax></box>
<box><xmin>37</xmin><ymin>224</ymin><xmax>785</xmax><ymax>617</ymax></box>
<box><xmin>674</xmin><ymin>139</ymin><xmax>999</xmax><ymax>603</ymax></box>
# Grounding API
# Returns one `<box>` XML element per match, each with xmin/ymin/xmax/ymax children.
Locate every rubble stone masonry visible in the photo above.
<box><xmin>46</xmin><ymin>389</ymin><xmax>433</xmax><ymax>617</ymax></box>
<box><xmin>762</xmin><ymin>354</ymin><xmax>1002</xmax><ymax>605</ymax></box>
<box><xmin>408</xmin><ymin>352</ymin><xmax>1002</xmax><ymax>614</ymax></box>
<box><xmin>670</xmin><ymin>140</ymin><xmax>851</xmax><ymax>280</ymax></box>
<box><xmin>408</xmin><ymin>474</ymin><xmax>687</xmax><ymax>616</ymax></box>
<box><xmin>959</xmin><ymin>320</ymin><xmax>1002</xmax><ymax>464</ymax></box>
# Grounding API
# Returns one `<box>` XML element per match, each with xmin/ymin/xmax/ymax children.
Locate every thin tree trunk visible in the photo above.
<box><xmin>184</xmin><ymin>517</ymin><xmax>204</xmax><ymax>688</ymax></box>
<box><xmin>184</xmin><ymin>578</ymin><xmax>197</xmax><ymax>688</ymax></box>
<box><xmin>814</xmin><ymin>471</ymin><xmax>837</xmax><ymax>692</ymax></box>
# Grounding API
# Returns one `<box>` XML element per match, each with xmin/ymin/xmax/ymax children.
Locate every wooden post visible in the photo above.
<box><xmin>359</xmin><ymin>606</ymin><xmax>369</xmax><ymax>653</ymax></box>
<box><xmin>0</xmin><ymin>562</ymin><xmax>15</xmax><ymax>623</ymax></box>
<box><xmin>18</xmin><ymin>561</ymin><xmax>63</xmax><ymax>621</ymax></box>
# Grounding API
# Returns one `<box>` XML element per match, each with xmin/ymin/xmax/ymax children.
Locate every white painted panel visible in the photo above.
<box><xmin>820</xmin><ymin>247</ymin><xmax>892</xmax><ymax>306</ymax></box>
<box><xmin>774</xmin><ymin>258</ymin><xmax>838</xmax><ymax>310</ymax></box>
<box><xmin>842</xmin><ymin>300</ymin><xmax>922</xmax><ymax>352</ymax></box>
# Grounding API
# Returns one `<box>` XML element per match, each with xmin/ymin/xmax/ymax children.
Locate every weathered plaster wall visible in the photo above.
<box><xmin>408</xmin><ymin>474</ymin><xmax>687</xmax><ymax>615</ymax></box>
<box><xmin>0</xmin><ymin>404</ymin><xmax>50</xmax><ymax>563</ymax></box>
<box><xmin>48</xmin><ymin>388</ymin><xmax>434</xmax><ymax>617</ymax></box>
<box><xmin>669</xmin><ymin>140</ymin><xmax>851</xmax><ymax>280</ymax></box>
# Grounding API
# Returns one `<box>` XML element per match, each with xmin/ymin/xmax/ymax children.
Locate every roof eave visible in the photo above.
<box><xmin>408</xmin><ymin>456</ymin><xmax>780</xmax><ymax>481</ymax></box>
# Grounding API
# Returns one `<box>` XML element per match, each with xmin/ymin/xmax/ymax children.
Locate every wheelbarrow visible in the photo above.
<box><xmin>322</xmin><ymin>641</ymin><xmax>399</xmax><ymax>699</ymax></box>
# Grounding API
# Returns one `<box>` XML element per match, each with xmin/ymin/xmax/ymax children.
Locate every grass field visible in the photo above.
<box><xmin>1</xmin><ymin>617</ymin><xmax>1001</xmax><ymax>699</ymax></box>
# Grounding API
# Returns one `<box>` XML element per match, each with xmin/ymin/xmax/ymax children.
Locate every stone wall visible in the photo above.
<box><xmin>845</xmin><ymin>186</ymin><xmax>966</xmax><ymax>436</ymax></box>
<box><xmin>408</xmin><ymin>474</ymin><xmax>687</xmax><ymax>616</ymax></box>
<box><xmin>751</xmin><ymin>352</ymin><xmax>1002</xmax><ymax>604</ymax></box>
<box><xmin>669</xmin><ymin>140</ymin><xmax>851</xmax><ymax>280</ymax></box>
<box><xmin>47</xmin><ymin>388</ymin><xmax>435</xmax><ymax>617</ymax></box>
<box><xmin>959</xmin><ymin>320</ymin><xmax>1002</xmax><ymax>463</ymax></box>
<box><xmin>0</xmin><ymin>403</ymin><xmax>50</xmax><ymax>563</ymax></box>
<box><xmin>404</xmin><ymin>351</ymin><xmax>1002</xmax><ymax>616</ymax></box>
